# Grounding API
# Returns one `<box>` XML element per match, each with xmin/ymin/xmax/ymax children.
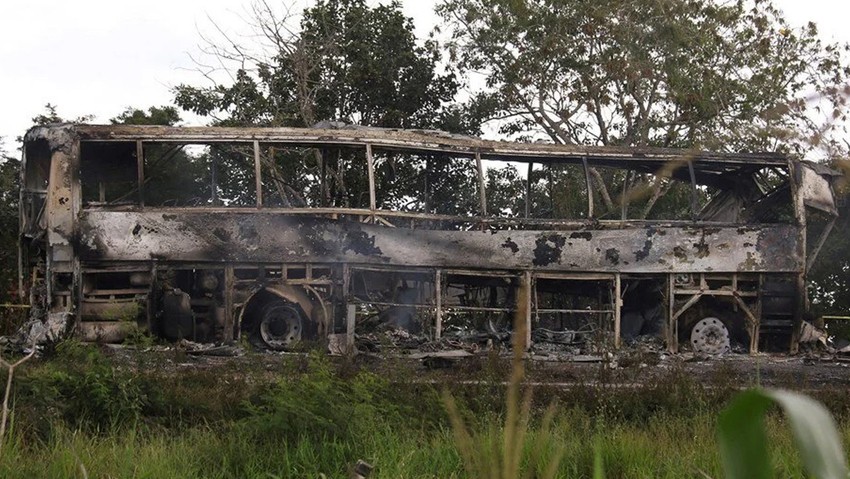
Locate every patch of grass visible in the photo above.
<box><xmin>1</xmin><ymin>339</ymin><xmax>849</xmax><ymax>477</ymax></box>
<box><xmin>1</xmin><ymin>405</ymin><xmax>845</xmax><ymax>478</ymax></box>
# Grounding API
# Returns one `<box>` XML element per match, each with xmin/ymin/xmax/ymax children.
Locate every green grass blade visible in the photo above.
<box><xmin>593</xmin><ymin>438</ymin><xmax>605</xmax><ymax>479</ymax></box>
<box><xmin>764</xmin><ymin>389</ymin><xmax>849</xmax><ymax>479</ymax></box>
<box><xmin>718</xmin><ymin>390</ymin><xmax>773</xmax><ymax>479</ymax></box>
<box><xmin>718</xmin><ymin>388</ymin><xmax>849</xmax><ymax>479</ymax></box>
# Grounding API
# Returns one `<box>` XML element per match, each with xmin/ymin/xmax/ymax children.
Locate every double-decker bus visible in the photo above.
<box><xmin>18</xmin><ymin>124</ymin><xmax>840</xmax><ymax>354</ymax></box>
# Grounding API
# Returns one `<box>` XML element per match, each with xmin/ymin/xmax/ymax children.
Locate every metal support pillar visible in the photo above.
<box><xmin>523</xmin><ymin>271</ymin><xmax>532</xmax><ymax>350</ymax></box>
<box><xmin>582</xmin><ymin>156</ymin><xmax>594</xmax><ymax>218</ymax></box>
<box><xmin>687</xmin><ymin>160</ymin><xmax>698</xmax><ymax>219</ymax></box>
<box><xmin>342</xmin><ymin>264</ymin><xmax>355</xmax><ymax>349</ymax></box>
<box><xmin>435</xmin><ymin>269</ymin><xmax>443</xmax><ymax>339</ymax></box>
<box><xmin>253</xmin><ymin>140</ymin><xmax>263</xmax><ymax>207</ymax></box>
<box><xmin>614</xmin><ymin>273</ymin><xmax>622</xmax><ymax>349</ymax></box>
<box><xmin>366</xmin><ymin>144</ymin><xmax>376</xmax><ymax>221</ymax></box>
<box><xmin>476</xmin><ymin>152</ymin><xmax>487</xmax><ymax>216</ymax></box>
<box><xmin>667</xmin><ymin>274</ymin><xmax>677</xmax><ymax>353</ymax></box>
<box><xmin>136</xmin><ymin>140</ymin><xmax>145</xmax><ymax>206</ymax></box>
<box><xmin>223</xmin><ymin>265</ymin><xmax>235</xmax><ymax>342</ymax></box>
<box><xmin>525</xmin><ymin>162</ymin><xmax>533</xmax><ymax>218</ymax></box>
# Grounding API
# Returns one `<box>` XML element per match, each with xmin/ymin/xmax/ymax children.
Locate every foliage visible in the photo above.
<box><xmin>239</xmin><ymin>353</ymin><xmax>411</xmax><ymax>444</ymax></box>
<box><xmin>174</xmin><ymin>0</ymin><xmax>484</xmax><ymax>214</ymax></box>
<box><xmin>30</xmin><ymin>103</ymin><xmax>94</xmax><ymax>127</ymax></box>
<box><xmin>0</xmin><ymin>345</ymin><xmax>848</xmax><ymax>477</ymax></box>
<box><xmin>19</xmin><ymin>342</ymin><xmax>152</xmax><ymax>432</ymax></box>
<box><xmin>108</xmin><ymin>105</ymin><xmax>222</xmax><ymax>207</ymax></box>
<box><xmin>808</xmin><ymin>207</ymin><xmax>850</xmax><ymax>315</ymax></box>
<box><xmin>439</xmin><ymin>0</ymin><xmax>850</xmax><ymax>152</ymax></box>
<box><xmin>0</xmin><ymin>140</ymin><xmax>19</xmax><ymax>303</ymax></box>
<box><xmin>438</xmin><ymin>0</ymin><xmax>850</xmax><ymax>219</ymax></box>
<box><xmin>175</xmin><ymin>0</ymin><xmax>466</xmax><ymax>131</ymax></box>
<box><xmin>110</xmin><ymin>106</ymin><xmax>182</xmax><ymax>126</ymax></box>
<box><xmin>718</xmin><ymin>388</ymin><xmax>848</xmax><ymax>479</ymax></box>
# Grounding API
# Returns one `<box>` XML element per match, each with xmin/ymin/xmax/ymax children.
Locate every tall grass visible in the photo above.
<box><xmin>1</xmin><ymin>407</ymin><xmax>843</xmax><ymax>478</ymax></box>
<box><xmin>0</xmin><ymin>341</ymin><xmax>847</xmax><ymax>477</ymax></box>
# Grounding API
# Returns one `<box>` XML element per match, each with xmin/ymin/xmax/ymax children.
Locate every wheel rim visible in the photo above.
<box><xmin>259</xmin><ymin>303</ymin><xmax>303</xmax><ymax>349</ymax></box>
<box><xmin>690</xmin><ymin>317</ymin><xmax>730</xmax><ymax>355</ymax></box>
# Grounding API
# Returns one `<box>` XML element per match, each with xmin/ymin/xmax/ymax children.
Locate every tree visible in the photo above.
<box><xmin>438</xmin><ymin>0</ymin><xmax>850</xmax><ymax>218</ymax></box>
<box><xmin>108</xmin><ymin>106</ymin><xmax>219</xmax><ymax>207</ymax></box>
<box><xmin>0</xmin><ymin>140</ymin><xmax>19</xmax><ymax>302</ymax></box>
<box><xmin>175</xmin><ymin>0</ymin><xmax>467</xmax><ymax>131</ymax></box>
<box><xmin>440</xmin><ymin>0</ymin><xmax>849</xmax><ymax>151</ymax></box>
<box><xmin>111</xmin><ymin>106</ymin><xmax>182</xmax><ymax>126</ymax></box>
<box><xmin>174</xmin><ymin>0</ymin><xmax>484</xmax><ymax>214</ymax></box>
<box><xmin>30</xmin><ymin>103</ymin><xmax>94</xmax><ymax>127</ymax></box>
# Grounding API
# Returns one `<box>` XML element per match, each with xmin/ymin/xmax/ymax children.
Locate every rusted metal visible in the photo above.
<box><xmin>136</xmin><ymin>140</ymin><xmax>144</xmax><ymax>206</ymax></box>
<box><xmin>253</xmin><ymin>140</ymin><xmax>262</xmax><ymax>208</ymax></box>
<box><xmin>807</xmin><ymin>216</ymin><xmax>836</xmax><ymax>274</ymax></box>
<box><xmin>522</xmin><ymin>271</ymin><xmax>532</xmax><ymax>349</ymax></box>
<box><xmin>434</xmin><ymin>269</ymin><xmax>442</xmax><ymax>339</ymax></box>
<box><xmin>788</xmin><ymin>160</ymin><xmax>807</xmax><ymax>353</ymax></box>
<box><xmin>475</xmin><ymin>152</ymin><xmax>487</xmax><ymax>216</ymax></box>
<box><xmin>687</xmin><ymin>160</ymin><xmax>698</xmax><ymax>219</ymax></box>
<box><xmin>525</xmin><ymin>162</ymin><xmax>532</xmax><ymax>218</ymax></box>
<box><xmin>614</xmin><ymin>273</ymin><xmax>621</xmax><ymax>349</ymax></box>
<box><xmin>64</xmin><ymin>124</ymin><xmax>788</xmax><ymax>166</ymax></box>
<box><xmin>366</xmin><ymin>143</ymin><xmax>376</xmax><ymax>214</ymax></box>
<box><xmin>74</xmin><ymin>211</ymin><xmax>802</xmax><ymax>273</ymax></box>
<box><xmin>223</xmin><ymin>265</ymin><xmax>235</xmax><ymax>342</ymax></box>
<box><xmin>17</xmin><ymin>124</ymin><xmax>842</xmax><ymax>356</ymax></box>
<box><xmin>582</xmin><ymin>156</ymin><xmax>593</xmax><ymax>218</ymax></box>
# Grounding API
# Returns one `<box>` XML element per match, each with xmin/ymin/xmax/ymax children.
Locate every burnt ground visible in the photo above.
<box><xmin>100</xmin><ymin>342</ymin><xmax>850</xmax><ymax>392</ymax></box>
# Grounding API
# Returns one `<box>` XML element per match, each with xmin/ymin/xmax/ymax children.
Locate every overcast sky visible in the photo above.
<box><xmin>1</xmin><ymin>0</ymin><xmax>848</xmax><ymax>152</ymax></box>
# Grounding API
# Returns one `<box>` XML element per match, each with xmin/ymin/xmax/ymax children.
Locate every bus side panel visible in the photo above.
<box><xmin>74</xmin><ymin>212</ymin><xmax>802</xmax><ymax>274</ymax></box>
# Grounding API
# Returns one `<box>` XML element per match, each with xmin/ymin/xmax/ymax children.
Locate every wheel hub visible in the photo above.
<box><xmin>259</xmin><ymin>303</ymin><xmax>303</xmax><ymax>349</ymax></box>
<box><xmin>690</xmin><ymin>317</ymin><xmax>730</xmax><ymax>355</ymax></box>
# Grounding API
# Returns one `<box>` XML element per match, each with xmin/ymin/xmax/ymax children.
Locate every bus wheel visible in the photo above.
<box><xmin>690</xmin><ymin>317</ymin><xmax>730</xmax><ymax>355</ymax></box>
<box><xmin>255</xmin><ymin>299</ymin><xmax>306</xmax><ymax>350</ymax></box>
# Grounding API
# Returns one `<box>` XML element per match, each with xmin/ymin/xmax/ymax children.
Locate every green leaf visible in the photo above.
<box><xmin>718</xmin><ymin>388</ymin><xmax>849</xmax><ymax>479</ymax></box>
<box><xmin>593</xmin><ymin>438</ymin><xmax>605</xmax><ymax>479</ymax></box>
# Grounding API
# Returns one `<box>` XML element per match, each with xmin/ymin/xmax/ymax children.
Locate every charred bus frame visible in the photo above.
<box><xmin>18</xmin><ymin>124</ymin><xmax>840</xmax><ymax>354</ymax></box>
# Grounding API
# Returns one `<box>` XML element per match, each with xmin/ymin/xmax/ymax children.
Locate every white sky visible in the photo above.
<box><xmin>0</xmin><ymin>0</ymin><xmax>847</xmax><ymax>153</ymax></box>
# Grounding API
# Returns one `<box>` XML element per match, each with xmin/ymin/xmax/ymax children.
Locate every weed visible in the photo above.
<box><xmin>123</xmin><ymin>325</ymin><xmax>157</xmax><ymax>348</ymax></box>
<box><xmin>240</xmin><ymin>352</ymin><xmax>412</xmax><ymax>445</ymax></box>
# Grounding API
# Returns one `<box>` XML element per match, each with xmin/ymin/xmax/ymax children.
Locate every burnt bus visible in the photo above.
<box><xmin>18</xmin><ymin>124</ymin><xmax>840</xmax><ymax>354</ymax></box>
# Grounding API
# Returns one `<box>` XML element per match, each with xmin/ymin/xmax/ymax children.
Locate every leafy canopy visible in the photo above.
<box><xmin>438</xmin><ymin>0</ymin><xmax>850</xmax><ymax>156</ymax></box>
<box><xmin>175</xmin><ymin>0</ymin><xmax>467</xmax><ymax>132</ymax></box>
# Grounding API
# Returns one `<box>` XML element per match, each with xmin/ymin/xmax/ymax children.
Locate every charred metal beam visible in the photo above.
<box><xmin>77</xmin><ymin>212</ymin><xmax>802</xmax><ymax>274</ymax></box>
<box><xmin>582</xmin><ymin>156</ymin><xmax>593</xmax><ymax>218</ymax></box>
<box><xmin>614</xmin><ymin>273</ymin><xmax>622</xmax><ymax>349</ymax></box>
<box><xmin>687</xmin><ymin>160</ymin><xmax>699</xmax><ymax>219</ymax></box>
<box><xmin>525</xmin><ymin>162</ymin><xmax>532</xmax><ymax>218</ymax></box>
<box><xmin>253</xmin><ymin>140</ymin><xmax>262</xmax><ymax>208</ymax></box>
<box><xmin>67</xmin><ymin>124</ymin><xmax>788</xmax><ymax>166</ymax></box>
<box><xmin>476</xmin><ymin>152</ymin><xmax>487</xmax><ymax>216</ymax></box>
<box><xmin>366</xmin><ymin>143</ymin><xmax>376</xmax><ymax>214</ymax></box>
<box><xmin>435</xmin><ymin>269</ymin><xmax>442</xmax><ymax>339</ymax></box>
<box><xmin>136</xmin><ymin>140</ymin><xmax>144</xmax><ymax>206</ymax></box>
<box><xmin>807</xmin><ymin>216</ymin><xmax>837</xmax><ymax>274</ymax></box>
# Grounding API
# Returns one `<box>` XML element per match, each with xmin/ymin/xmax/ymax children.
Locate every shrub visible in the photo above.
<box><xmin>239</xmin><ymin>352</ymin><xmax>411</xmax><ymax>444</ymax></box>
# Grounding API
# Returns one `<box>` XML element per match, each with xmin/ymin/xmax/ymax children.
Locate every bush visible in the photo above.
<box><xmin>239</xmin><ymin>352</ymin><xmax>411</xmax><ymax>444</ymax></box>
<box><xmin>15</xmin><ymin>341</ymin><xmax>155</xmax><ymax>435</ymax></box>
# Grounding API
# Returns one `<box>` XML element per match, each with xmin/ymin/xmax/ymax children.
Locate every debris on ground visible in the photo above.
<box><xmin>175</xmin><ymin>340</ymin><xmax>244</xmax><ymax>357</ymax></box>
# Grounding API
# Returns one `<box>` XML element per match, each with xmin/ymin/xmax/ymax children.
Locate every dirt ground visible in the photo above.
<box><xmin>101</xmin><ymin>342</ymin><xmax>850</xmax><ymax>391</ymax></box>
